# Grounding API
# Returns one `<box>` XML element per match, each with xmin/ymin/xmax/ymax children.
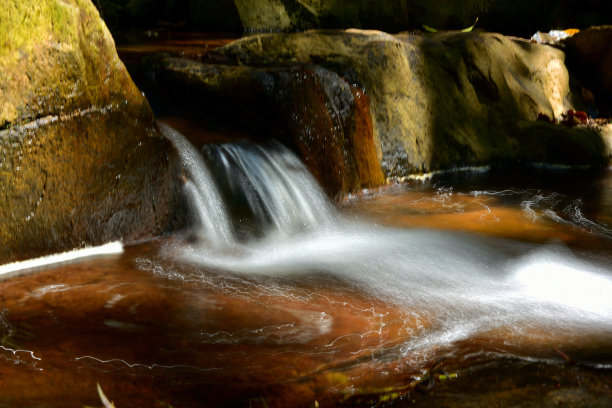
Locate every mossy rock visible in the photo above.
<box><xmin>0</xmin><ymin>0</ymin><xmax>184</xmax><ymax>263</ymax></box>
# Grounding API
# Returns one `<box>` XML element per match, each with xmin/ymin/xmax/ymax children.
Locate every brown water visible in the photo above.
<box><xmin>1</xmin><ymin>168</ymin><xmax>611</xmax><ymax>408</ymax></box>
<box><xmin>116</xmin><ymin>32</ymin><xmax>238</xmax><ymax>63</ymax></box>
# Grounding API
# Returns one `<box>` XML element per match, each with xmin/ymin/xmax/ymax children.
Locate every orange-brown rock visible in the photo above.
<box><xmin>149</xmin><ymin>56</ymin><xmax>384</xmax><ymax>197</ymax></box>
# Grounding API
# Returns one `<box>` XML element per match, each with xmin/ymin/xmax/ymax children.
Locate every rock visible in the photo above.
<box><xmin>563</xmin><ymin>26</ymin><xmax>612</xmax><ymax>117</ymax></box>
<box><xmin>234</xmin><ymin>0</ymin><xmax>409</xmax><ymax>33</ymax></box>
<box><xmin>220</xmin><ymin>29</ymin><xmax>611</xmax><ymax>176</ymax></box>
<box><xmin>516</xmin><ymin>122</ymin><xmax>611</xmax><ymax>166</ymax></box>
<box><xmin>148</xmin><ymin>55</ymin><xmax>384</xmax><ymax>196</ymax></box>
<box><xmin>0</xmin><ymin>0</ymin><xmax>184</xmax><ymax>264</ymax></box>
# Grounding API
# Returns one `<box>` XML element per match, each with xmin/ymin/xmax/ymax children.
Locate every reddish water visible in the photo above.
<box><xmin>342</xmin><ymin>168</ymin><xmax>612</xmax><ymax>253</ymax></box>
<box><xmin>116</xmin><ymin>32</ymin><xmax>238</xmax><ymax>63</ymax></box>
<box><xmin>1</xmin><ymin>169</ymin><xmax>611</xmax><ymax>407</ymax></box>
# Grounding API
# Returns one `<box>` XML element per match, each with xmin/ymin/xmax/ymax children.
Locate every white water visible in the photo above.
<box><xmin>206</xmin><ymin>142</ymin><xmax>336</xmax><ymax>235</ymax></box>
<box><xmin>163</xmin><ymin>126</ymin><xmax>612</xmax><ymax>360</ymax></box>
<box><xmin>159</xmin><ymin>123</ymin><xmax>233</xmax><ymax>247</ymax></box>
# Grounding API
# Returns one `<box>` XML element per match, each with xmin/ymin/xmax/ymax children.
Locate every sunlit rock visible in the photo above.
<box><xmin>220</xmin><ymin>29</ymin><xmax>612</xmax><ymax>176</ymax></box>
<box><xmin>0</xmin><ymin>0</ymin><xmax>184</xmax><ymax>264</ymax></box>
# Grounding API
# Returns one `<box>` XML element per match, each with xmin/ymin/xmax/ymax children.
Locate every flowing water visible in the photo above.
<box><xmin>1</xmin><ymin>125</ymin><xmax>611</xmax><ymax>407</ymax></box>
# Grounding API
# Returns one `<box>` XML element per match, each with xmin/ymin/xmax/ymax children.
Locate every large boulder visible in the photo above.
<box><xmin>0</xmin><ymin>0</ymin><xmax>183</xmax><ymax>264</ymax></box>
<box><xmin>148</xmin><ymin>56</ymin><xmax>385</xmax><ymax>197</ymax></box>
<box><xmin>219</xmin><ymin>29</ymin><xmax>611</xmax><ymax>176</ymax></box>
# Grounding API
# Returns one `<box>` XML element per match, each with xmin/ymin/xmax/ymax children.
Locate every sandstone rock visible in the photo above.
<box><xmin>220</xmin><ymin>29</ymin><xmax>610</xmax><ymax>176</ymax></box>
<box><xmin>149</xmin><ymin>55</ymin><xmax>384</xmax><ymax>196</ymax></box>
<box><xmin>0</xmin><ymin>0</ymin><xmax>183</xmax><ymax>264</ymax></box>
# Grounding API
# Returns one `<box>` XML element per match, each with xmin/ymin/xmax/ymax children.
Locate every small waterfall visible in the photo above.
<box><xmin>161</xmin><ymin>124</ymin><xmax>335</xmax><ymax>245</ymax></box>
<box><xmin>159</xmin><ymin>123</ymin><xmax>233</xmax><ymax>247</ymax></box>
<box><xmin>205</xmin><ymin>142</ymin><xmax>336</xmax><ymax>236</ymax></box>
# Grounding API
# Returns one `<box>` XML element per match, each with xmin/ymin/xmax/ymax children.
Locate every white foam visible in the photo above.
<box><xmin>393</xmin><ymin>165</ymin><xmax>490</xmax><ymax>183</ymax></box>
<box><xmin>160</xmin><ymin>122</ymin><xmax>233</xmax><ymax>247</ymax></box>
<box><xmin>512</xmin><ymin>253</ymin><xmax>612</xmax><ymax>318</ymax></box>
<box><xmin>0</xmin><ymin>241</ymin><xmax>123</xmax><ymax>280</ymax></box>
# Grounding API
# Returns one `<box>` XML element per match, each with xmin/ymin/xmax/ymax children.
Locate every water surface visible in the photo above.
<box><xmin>1</xmin><ymin>135</ymin><xmax>610</xmax><ymax>407</ymax></box>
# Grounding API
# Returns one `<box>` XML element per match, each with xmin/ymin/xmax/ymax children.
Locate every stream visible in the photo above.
<box><xmin>0</xmin><ymin>122</ymin><xmax>610</xmax><ymax>407</ymax></box>
<box><xmin>1</xmin><ymin>32</ymin><xmax>612</xmax><ymax>407</ymax></box>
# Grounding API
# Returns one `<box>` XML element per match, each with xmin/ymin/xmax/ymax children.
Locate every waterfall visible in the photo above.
<box><xmin>159</xmin><ymin>123</ymin><xmax>233</xmax><ymax>247</ymax></box>
<box><xmin>161</xmin><ymin>124</ymin><xmax>335</xmax><ymax>245</ymax></box>
<box><xmin>205</xmin><ymin>142</ymin><xmax>336</xmax><ymax>236</ymax></box>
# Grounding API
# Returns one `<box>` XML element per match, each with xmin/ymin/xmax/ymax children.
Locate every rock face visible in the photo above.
<box><xmin>0</xmin><ymin>0</ymin><xmax>183</xmax><ymax>264</ymax></box>
<box><xmin>563</xmin><ymin>26</ymin><xmax>612</xmax><ymax>118</ymax></box>
<box><xmin>233</xmin><ymin>0</ymin><xmax>409</xmax><ymax>33</ymax></box>
<box><xmin>149</xmin><ymin>56</ymin><xmax>384</xmax><ymax>197</ymax></box>
<box><xmin>219</xmin><ymin>29</ymin><xmax>611</xmax><ymax>176</ymax></box>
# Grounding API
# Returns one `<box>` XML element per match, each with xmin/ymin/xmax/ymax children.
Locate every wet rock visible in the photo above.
<box><xmin>149</xmin><ymin>55</ymin><xmax>384</xmax><ymax>197</ymax></box>
<box><xmin>517</xmin><ymin>122</ymin><xmax>612</xmax><ymax>166</ymax></box>
<box><xmin>220</xmin><ymin>29</ymin><xmax>612</xmax><ymax>176</ymax></box>
<box><xmin>0</xmin><ymin>0</ymin><xmax>184</xmax><ymax>264</ymax></box>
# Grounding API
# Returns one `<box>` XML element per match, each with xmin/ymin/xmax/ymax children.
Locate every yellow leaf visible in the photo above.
<box><xmin>461</xmin><ymin>17</ymin><xmax>479</xmax><ymax>32</ymax></box>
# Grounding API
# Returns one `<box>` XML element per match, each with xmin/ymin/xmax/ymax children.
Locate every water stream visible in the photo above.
<box><xmin>164</xmin><ymin>126</ymin><xmax>612</xmax><ymax>359</ymax></box>
<box><xmin>0</xmin><ymin>124</ymin><xmax>610</xmax><ymax>407</ymax></box>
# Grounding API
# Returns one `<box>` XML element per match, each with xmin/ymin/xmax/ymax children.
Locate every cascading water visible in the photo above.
<box><xmin>159</xmin><ymin>123</ymin><xmax>233</xmax><ymax>247</ymax></box>
<box><xmin>162</xmin><ymin>124</ymin><xmax>612</xmax><ymax>368</ymax></box>
<box><xmin>204</xmin><ymin>141</ymin><xmax>336</xmax><ymax>236</ymax></box>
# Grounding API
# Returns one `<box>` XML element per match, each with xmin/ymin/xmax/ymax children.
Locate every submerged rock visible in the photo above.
<box><xmin>149</xmin><ymin>55</ymin><xmax>384</xmax><ymax>197</ymax></box>
<box><xmin>0</xmin><ymin>0</ymin><xmax>183</xmax><ymax>264</ymax></box>
<box><xmin>219</xmin><ymin>29</ymin><xmax>612</xmax><ymax>176</ymax></box>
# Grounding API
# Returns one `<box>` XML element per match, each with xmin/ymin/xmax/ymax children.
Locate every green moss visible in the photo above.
<box><xmin>0</xmin><ymin>0</ymin><xmax>76</xmax><ymax>62</ymax></box>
